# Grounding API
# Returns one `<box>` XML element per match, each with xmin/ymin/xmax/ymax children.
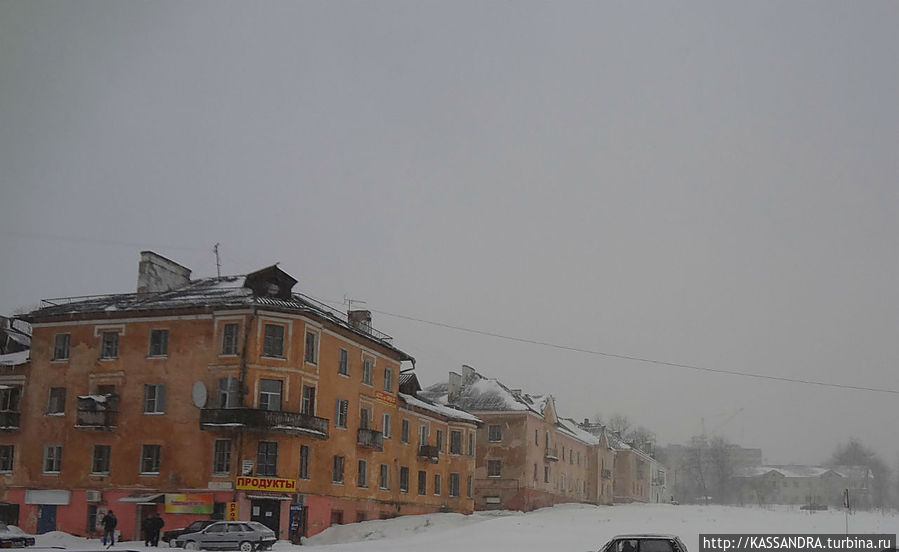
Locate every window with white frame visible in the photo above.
<box><xmin>140</xmin><ymin>444</ymin><xmax>161</xmax><ymax>474</ymax></box>
<box><xmin>335</xmin><ymin>399</ymin><xmax>348</xmax><ymax>428</ymax></box>
<box><xmin>143</xmin><ymin>384</ymin><xmax>166</xmax><ymax>414</ymax></box>
<box><xmin>43</xmin><ymin>444</ymin><xmax>62</xmax><ymax>474</ymax></box>
<box><xmin>401</xmin><ymin>419</ymin><xmax>410</xmax><ymax>443</ymax></box>
<box><xmin>148</xmin><ymin>329</ymin><xmax>168</xmax><ymax>357</ymax></box>
<box><xmin>256</xmin><ymin>441</ymin><xmax>278</xmax><ymax>476</ymax></box>
<box><xmin>436</xmin><ymin>429</ymin><xmax>444</xmax><ymax>453</ymax></box>
<box><xmin>382</xmin><ymin>413</ymin><xmax>391</xmax><ymax>439</ymax></box>
<box><xmin>47</xmin><ymin>387</ymin><xmax>66</xmax><ymax>415</ymax></box>
<box><xmin>304</xmin><ymin>330</ymin><xmax>318</xmax><ymax>364</ymax></box>
<box><xmin>449</xmin><ymin>473</ymin><xmax>460</xmax><ymax>497</ymax></box>
<box><xmin>301</xmin><ymin>385</ymin><xmax>315</xmax><ymax>415</ymax></box>
<box><xmin>338</xmin><ymin>348</ymin><xmax>348</xmax><ymax>375</ymax></box>
<box><xmin>213</xmin><ymin>439</ymin><xmax>231</xmax><ymax>475</ymax></box>
<box><xmin>362</xmin><ymin>358</ymin><xmax>373</xmax><ymax>385</ymax></box>
<box><xmin>218</xmin><ymin>377</ymin><xmax>238</xmax><ymax>408</ymax></box>
<box><xmin>433</xmin><ymin>473</ymin><xmax>441</xmax><ymax>496</ymax></box>
<box><xmin>419</xmin><ymin>424</ymin><xmax>428</xmax><ymax>446</ymax></box>
<box><xmin>262</xmin><ymin>324</ymin><xmax>285</xmax><ymax>357</ymax></box>
<box><xmin>100</xmin><ymin>331</ymin><xmax>119</xmax><ymax>359</ymax></box>
<box><xmin>52</xmin><ymin>334</ymin><xmax>70</xmax><ymax>361</ymax></box>
<box><xmin>450</xmin><ymin>430</ymin><xmax>462</xmax><ymax>454</ymax></box>
<box><xmin>383</xmin><ymin>367</ymin><xmax>393</xmax><ymax>392</ymax></box>
<box><xmin>258</xmin><ymin>379</ymin><xmax>282</xmax><ymax>411</ymax></box>
<box><xmin>221</xmin><ymin>323</ymin><xmax>239</xmax><ymax>355</ymax></box>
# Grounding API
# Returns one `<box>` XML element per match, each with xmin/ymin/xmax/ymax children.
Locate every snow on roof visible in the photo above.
<box><xmin>557</xmin><ymin>418</ymin><xmax>600</xmax><ymax>445</ymax></box>
<box><xmin>0</xmin><ymin>350</ymin><xmax>29</xmax><ymax>366</ymax></box>
<box><xmin>606</xmin><ymin>431</ymin><xmax>632</xmax><ymax>451</ymax></box>
<box><xmin>399</xmin><ymin>393</ymin><xmax>481</xmax><ymax>424</ymax></box>
<box><xmin>736</xmin><ymin>465</ymin><xmax>871</xmax><ymax>479</ymax></box>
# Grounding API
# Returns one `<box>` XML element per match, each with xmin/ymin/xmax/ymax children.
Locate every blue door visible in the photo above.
<box><xmin>36</xmin><ymin>504</ymin><xmax>57</xmax><ymax>534</ymax></box>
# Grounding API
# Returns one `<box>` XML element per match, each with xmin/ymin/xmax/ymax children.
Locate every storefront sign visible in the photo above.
<box><xmin>235</xmin><ymin>476</ymin><xmax>297</xmax><ymax>492</ymax></box>
<box><xmin>241</xmin><ymin>460</ymin><xmax>255</xmax><ymax>475</ymax></box>
<box><xmin>226</xmin><ymin>502</ymin><xmax>239</xmax><ymax>521</ymax></box>
<box><xmin>375</xmin><ymin>390</ymin><xmax>397</xmax><ymax>407</ymax></box>
<box><xmin>165</xmin><ymin>494</ymin><xmax>214</xmax><ymax>514</ymax></box>
<box><xmin>207</xmin><ymin>481</ymin><xmax>233</xmax><ymax>491</ymax></box>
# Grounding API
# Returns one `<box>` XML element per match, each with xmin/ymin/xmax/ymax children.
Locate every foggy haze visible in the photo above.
<box><xmin>1</xmin><ymin>1</ymin><xmax>897</xmax><ymax>466</ymax></box>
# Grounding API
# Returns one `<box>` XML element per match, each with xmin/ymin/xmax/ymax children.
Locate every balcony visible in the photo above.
<box><xmin>0</xmin><ymin>411</ymin><xmax>20</xmax><ymax>430</ymax></box>
<box><xmin>200</xmin><ymin>408</ymin><xmax>329</xmax><ymax>439</ymax></box>
<box><xmin>356</xmin><ymin>428</ymin><xmax>384</xmax><ymax>451</ymax></box>
<box><xmin>602</xmin><ymin>469</ymin><xmax>612</xmax><ymax>480</ymax></box>
<box><xmin>544</xmin><ymin>447</ymin><xmax>559</xmax><ymax>461</ymax></box>
<box><xmin>418</xmin><ymin>444</ymin><xmax>439</xmax><ymax>462</ymax></box>
<box><xmin>76</xmin><ymin>395</ymin><xmax>118</xmax><ymax>430</ymax></box>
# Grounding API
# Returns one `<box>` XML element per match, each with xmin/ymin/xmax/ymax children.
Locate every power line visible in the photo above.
<box><xmin>0</xmin><ymin>230</ymin><xmax>210</xmax><ymax>253</ymax></box>
<box><xmin>362</xmin><ymin>307</ymin><xmax>899</xmax><ymax>396</ymax></box>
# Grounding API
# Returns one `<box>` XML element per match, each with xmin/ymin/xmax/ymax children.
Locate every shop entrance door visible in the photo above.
<box><xmin>250</xmin><ymin>499</ymin><xmax>280</xmax><ymax>537</ymax></box>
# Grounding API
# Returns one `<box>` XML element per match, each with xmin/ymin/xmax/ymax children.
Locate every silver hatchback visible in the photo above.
<box><xmin>174</xmin><ymin>521</ymin><xmax>276</xmax><ymax>552</ymax></box>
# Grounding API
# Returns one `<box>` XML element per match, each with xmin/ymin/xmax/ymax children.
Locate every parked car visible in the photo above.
<box><xmin>0</xmin><ymin>523</ymin><xmax>36</xmax><ymax>547</ymax></box>
<box><xmin>174</xmin><ymin>521</ymin><xmax>276</xmax><ymax>551</ymax></box>
<box><xmin>163</xmin><ymin>520</ymin><xmax>218</xmax><ymax>547</ymax></box>
<box><xmin>601</xmin><ymin>535</ymin><xmax>689</xmax><ymax>552</ymax></box>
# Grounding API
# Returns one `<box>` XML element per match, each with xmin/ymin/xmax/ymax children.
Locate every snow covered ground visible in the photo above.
<box><xmin>33</xmin><ymin>504</ymin><xmax>899</xmax><ymax>552</ymax></box>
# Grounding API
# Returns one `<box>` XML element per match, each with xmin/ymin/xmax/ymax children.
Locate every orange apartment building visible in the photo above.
<box><xmin>421</xmin><ymin>366</ymin><xmax>606</xmax><ymax>511</ymax></box>
<box><xmin>607</xmin><ymin>432</ymin><xmax>652</xmax><ymax>503</ymax></box>
<box><xmin>0</xmin><ymin>252</ymin><xmax>478</xmax><ymax>540</ymax></box>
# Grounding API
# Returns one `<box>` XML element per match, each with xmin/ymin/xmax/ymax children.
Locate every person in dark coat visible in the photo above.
<box><xmin>101</xmin><ymin>510</ymin><xmax>117</xmax><ymax>547</ymax></box>
<box><xmin>149</xmin><ymin>513</ymin><xmax>165</xmax><ymax>547</ymax></box>
<box><xmin>142</xmin><ymin>516</ymin><xmax>153</xmax><ymax>546</ymax></box>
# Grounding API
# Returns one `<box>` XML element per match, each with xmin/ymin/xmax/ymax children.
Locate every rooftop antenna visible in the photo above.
<box><xmin>344</xmin><ymin>295</ymin><xmax>367</xmax><ymax>311</ymax></box>
<box><xmin>213</xmin><ymin>243</ymin><xmax>222</xmax><ymax>278</ymax></box>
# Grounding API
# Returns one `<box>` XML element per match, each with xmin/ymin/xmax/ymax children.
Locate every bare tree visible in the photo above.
<box><xmin>608</xmin><ymin>414</ymin><xmax>631</xmax><ymax>436</ymax></box>
<box><xmin>829</xmin><ymin>438</ymin><xmax>893</xmax><ymax>509</ymax></box>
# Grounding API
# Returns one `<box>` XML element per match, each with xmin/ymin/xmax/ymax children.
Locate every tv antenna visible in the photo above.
<box><xmin>344</xmin><ymin>295</ymin><xmax>367</xmax><ymax>311</ymax></box>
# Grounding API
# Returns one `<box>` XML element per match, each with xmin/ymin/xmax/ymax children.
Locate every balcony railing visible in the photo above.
<box><xmin>0</xmin><ymin>411</ymin><xmax>20</xmax><ymax>430</ymax></box>
<box><xmin>602</xmin><ymin>469</ymin><xmax>612</xmax><ymax>480</ymax></box>
<box><xmin>418</xmin><ymin>444</ymin><xmax>439</xmax><ymax>462</ymax></box>
<box><xmin>200</xmin><ymin>408</ymin><xmax>329</xmax><ymax>439</ymax></box>
<box><xmin>76</xmin><ymin>410</ymin><xmax>117</xmax><ymax>429</ymax></box>
<box><xmin>356</xmin><ymin>428</ymin><xmax>384</xmax><ymax>451</ymax></box>
<box><xmin>544</xmin><ymin>447</ymin><xmax>559</xmax><ymax>461</ymax></box>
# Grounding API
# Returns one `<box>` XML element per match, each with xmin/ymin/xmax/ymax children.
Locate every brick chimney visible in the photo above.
<box><xmin>447</xmin><ymin>371</ymin><xmax>462</xmax><ymax>405</ymax></box>
<box><xmin>348</xmin><ymin>310</ymin><xmax>372</xmax><ymax>333</ymax></box>
<box><xmin>137</xmin><ymin>251</ymin><xmax>191</xmax><ymax>295</ymax></box>
<box><xmin>461</xmin><ymin>364</ymin><xmax>477</xmax><ymax>385</ymax></box>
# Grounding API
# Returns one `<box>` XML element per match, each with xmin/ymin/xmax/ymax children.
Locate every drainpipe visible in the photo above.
<box><xmin>233</xmin><ymin>308</ymin><xmax>257</xmax><ymax>512</ymax></box>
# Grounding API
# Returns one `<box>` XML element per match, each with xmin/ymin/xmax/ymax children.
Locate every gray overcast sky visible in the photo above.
<box><xmin>1</xmin><ymin>1</ymin><xmax>897</xmax><ymax>465</ymax></box>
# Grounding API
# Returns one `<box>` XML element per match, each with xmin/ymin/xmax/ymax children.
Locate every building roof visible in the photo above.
<box><xmin>735</xmin><ymin>465</ymin><xmax>873</xmax><ymax>479</ymax></box>
<box><xmin>399</xmin><ymin>393</ymin><xmax>482</xmax><ymax>424</ymax></box>
<box><xmin>420</xmin><ymin>371</ymin><xmax>550</xmax><ymax>414</ymax></box>
<box><xmin>29</xmin><ymin>273</ymin><xmax>414</xmax><ymax>362</ymax></box>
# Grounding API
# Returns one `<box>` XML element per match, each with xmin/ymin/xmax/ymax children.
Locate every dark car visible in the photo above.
<box><xmin>174</xmin><ymin>521</ymin><xmax>276</xmax><ymax>551</ymax></box>
<box><xmin>601</xmin><ymin>535</ymin><xmax>689</xmax><ymax>552</ymax></box>
<box><xmin>163</xmin><ymin>520</ymin><xmax>218</xmax><ymax>547</ymax></box>
<box><xmin>0</xmin><ymin>523</ymin><xmax>36</xmax><ymax>548</ymax></box>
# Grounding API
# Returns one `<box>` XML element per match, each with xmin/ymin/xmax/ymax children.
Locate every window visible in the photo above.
<box><xmin>419</xmin><ymin>425</ymin><xmax>428</xmax><ymax>446</ymax></box>
<box><xmin>533</xmin><ymin>463</ymin><xmax>538</xmax><ymax>481</ymax></box>
<box><xmin>379</xmin><ymin>464</ymin><xmax>389</xmax><ymax>489</ymax></box>
<box><xmin>143</xmin><ymin>384</ymin><xmax>166</xmax><ymax>414</ymax></box>
<box><xmin>362</xmin><ymin>358</ymin><xmax>373</xmax><ymax>385</ymax></box>
<box><xmin>332</xmin><ymin>455</ymin><xmax>344</xmax><ymax>484</ymax></box>
<box><xmin>399</xmin><ymin>466</ymin><xmax>409</xmax><ymax>493</ymax></box>
<box><xmin>545</xmin><ymin>431</ymin><xmax>550</xmax><ymax>448</ymax></box>
<box><xmin>488</xmin><ymin>424</ymin><xmax>502</xmax><ymax>442</ymax></box>
<box><xmin>53</xmin><ymin>334</ymin><xmax>70</xmax><ymax>360</ymax></box>
<box><xmin>337</xmin><ymin>349</ymin><xmax>348</xmax><ymax>375</ymax></box>
<box><xmin>262</xmin><ymin>324</ymin><xmax>285</xmax><ymax>357</ymax></box>
<box><xmin>299</xmin><ymin>445</ymin><xmax>310</xmax><ymax>479</ymax></box>
<box><xmin>100</xmin><ymin>331</ymin><xmax>119</xmax><ymax>359</ymax></box>
<box><xmin>467</xmin><ymin>475</ymin><xmax>472</xmax><ymax>498</ymax></box>
<box><xmin>449</xmin><ymin>473</ymin><xmax>460</xmax><ymax>497</ymax></box>
<box><xmin>535</xmin><ymin>429</ymin><xmax>539</xmax><ymax>445</ymax></box>
<box><xmin>433</xmin><ymin>473</ymin><xmax>441</xmax><ymax>496</ymax></box>
<box><xmin>382</xmin><ymin>413</ymin><xmax>391</xmax><ymax>439</ymax></box>
<box><xmin>148</xmin><ymin>329</ymin><xmax>169</xmax><ymax>357</ymax></box>
<box><xmin>43</xmin><ymin>444</ymin><xmax>62</xmax><ymax>474</ymax></box>
<box><xmin>436</xmin><ymin>430</ymin><xmax>444</xmax><ymax>453</ymax></box>
<box><xmin>258</xmin><ymin>379</ymin><xmax>282</xmax><ymax>411</ymax></box>
<box><xmin>356</xmin><ymin>459</ymin><xmax>367</xmax><ymax>487</ymax></box>
<box><xmin>256</xmin><ymin>441</ymin><xmax>278</xmax><ymax>476</ymax></box>
<box><xmin>0</xmin><ymin>445</ymin><xmax>12</xmax><ymax>472</ymax></box>
<box><xmin>450</xmin><ymin>431</ymin><xmax>462</xmax><ymax>454</ymax></box>
<box><xmin>544</xmin><ymin>466</ymin><xmax>550</xmax><ymax>483</ymax></box>
<box><xmin>401</xmin><ymin>419</ymin><xmax>410</xmax><ymax>443</ymax></box>
<box><xmin>335</xmin><ymin>399</ymin><xmax>348</xmax><ymax>428</ymax></box>
<box><xmin>468</xmin><ymin>432</ymin><xmax>474</xmax><ymax>456</ymax></box>
<box><xmin>301</xmin><ymin>385</ymin><xmax>315</xmax><ymax>415</ymax></box>
<box><xmin>487</xmin><ymin>460</ymin><xmax>501</xmax><ymax>478</ymax></box>
<box><xmin>221</xmin><ymin>323</ymin><xmax>239</xmax><ymax>355</ymax></box>
<box><xmin>213</xmin><ymin>440</ymin><xmax>231</xmax><ymax>475</ymax></box>
<box><xmin>417</xmin><ymin>470</ymin><xmax>427</xmax><ymax>495</ymax></box>
<box><xmin>92</xmin><ymin>445</ymin><xmax>111</xmax><ymax>474</ymax></box>
<box><xmin>360</xmin><ymin>406</ymin><xmax>370</xmax><ymax>429</ymax></box>
<box><xmin>47</xmin><ymin>387</ymin><xmax>66</xmax><ymax>415</ymax></box>
<box><xmin>304</xmin><ymin>330</ymin><xmax>318</xmax><ymax>364</ymax></box>
<box><xmin>0</xmin><ymin>386</ymin><xmax>22</xmax><ymax>412</ymax></box>
<box><xmin>218</xmin><ymin>377</ymin><xmax>238</xmax><ymax>408</ymax></box>
<box><xmin>140</xmin><ymin>444</ymin><xmax>161</xmax><ymax>474</ymax></box>
<box><xmin>383</xmin><ymin>367</ymin><xmax>393</xmax><ymax>392</ymax></box>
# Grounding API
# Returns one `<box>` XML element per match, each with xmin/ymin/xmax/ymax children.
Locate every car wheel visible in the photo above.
<box><xmin>239</xmin><ymin>541</ymin><xmax>254</xmax><ymax>552</ymax></box>
<box><xmin>169</xmin><ymin>540</ymin><xmax>178</xmax><ymax>548</ymax></box>
<box><xmin>184</xmin><ymin>541</ymin><xmax>199</xmax><ymax>550</ymax></box>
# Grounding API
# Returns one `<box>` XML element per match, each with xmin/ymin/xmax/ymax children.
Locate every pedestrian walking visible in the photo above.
<box><xmin>101</xmin><ymin>510</ymin><xmax>117</xmax><ymax>548</ymax></box>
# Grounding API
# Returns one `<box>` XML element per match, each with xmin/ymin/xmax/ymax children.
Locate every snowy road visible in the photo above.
<box><xmin>35</xmin><ymin>504</ymin><xmax>899</xmax><ymax>552</ymax></box>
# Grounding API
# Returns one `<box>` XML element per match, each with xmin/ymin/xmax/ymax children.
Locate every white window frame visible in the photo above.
<box><xmin>43</xmin><ymin>444</ymin><xmax>62</xmax><ymax>474</ymax></box>
<box><xmin>143</xmin><ymin>384</ymin><xmax>166</xmax><ymax>414</ymax></box>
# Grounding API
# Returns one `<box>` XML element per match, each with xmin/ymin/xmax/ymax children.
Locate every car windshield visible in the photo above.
<box><xmin>186</xmin><ymin>522</ymin><xmax>206</xmax><ymax>531</ymax></box>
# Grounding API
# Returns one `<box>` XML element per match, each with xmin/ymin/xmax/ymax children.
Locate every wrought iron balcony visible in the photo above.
<box><xmin>76</xmin><ymin>410</ymin><xmax>117</xmax><ymax>429</ymax></box>
<box><xmin>418</xmin><ymin>444</ymin><xmax>439</xmax><ymax>462</ymax></box>
<box><xmin>199</xmin><ymin>408</ymin><xmax>329</xmax><ymax>439</ymax></box>
<box><xmin>602</xmin><ymin>469</ymin><xmax>612</xmax><ymax>480</ymax></box>
<box><xmin>0</xmin><ymin>411</ymin><xmax>20</xmax><ymax>430</ymax></box>
<box><xmin>544</xmin><ymin>447</ymin><xmax>559</xmax><ymax>461</ymax></box>
<box><xmin>356</xmin><ymin>428</ymin><xmax>384</xmax><ymax>451</ymax></box>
